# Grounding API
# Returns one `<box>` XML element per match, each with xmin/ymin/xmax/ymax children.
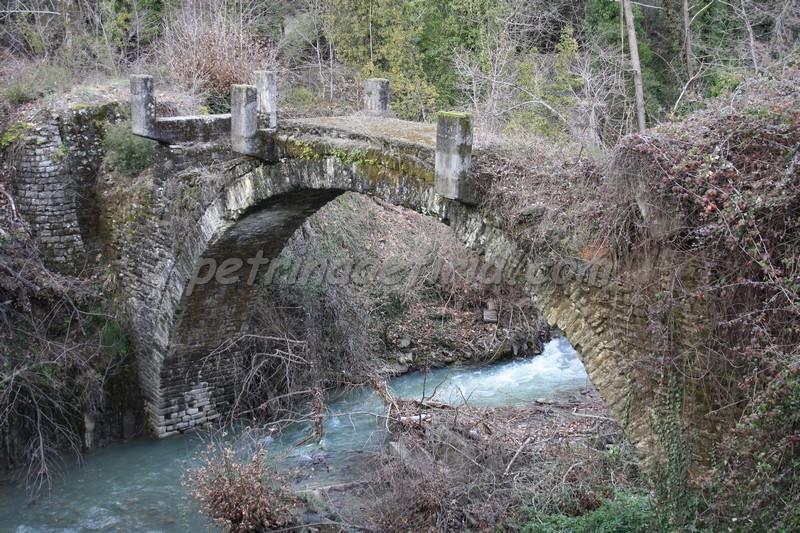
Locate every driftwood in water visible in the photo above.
<box><xmin>295</xmin><ymin>387</ymin><xmax>326</xmax><ymax>446</ymax></box>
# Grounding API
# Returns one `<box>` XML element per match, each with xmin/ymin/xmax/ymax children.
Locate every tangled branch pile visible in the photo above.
<box><xmin>355</xmin><ymin>388</ymin><xmax>644</xmax><ymax>531</ymax></box>
<box><xmin>187</xmin><ymin>443</ymin><xmax>297</xmax><ymax>532</ymax></box>
<box><xmin>606</xmin><ymin>75</ymin><xmax>800</xmax><ymax>529</ymax></box>
<box><xmin>0</xmin><ymin>186</ymin><xmax>127</xmax><ymax>493</ymax></box>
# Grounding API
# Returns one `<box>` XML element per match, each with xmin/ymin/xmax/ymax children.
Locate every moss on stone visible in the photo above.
<box><xmin>437</xmin><ymin>111</ymin><xmax>472</xmax><ymax>133</ymax></box>
<box><xmin>0</xmin><ymin>122</ymin><xmax>32</xmax><ymax>150</ymax></box>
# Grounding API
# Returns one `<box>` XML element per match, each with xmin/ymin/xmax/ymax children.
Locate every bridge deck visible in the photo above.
<box><xmin>284</xmin><ymin>115</ymin><xmax>437</xmax><ymax>150</ymax></box>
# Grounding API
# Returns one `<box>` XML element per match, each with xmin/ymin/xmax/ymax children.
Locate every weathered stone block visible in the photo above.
<box><xmin>130</xmin><ymin>75</ymin><xmax>157</xmax><ymax>138</ymax></box>
<box><xmin>255</xmin><ymin>70</ymin><xmax>277</xmax><ymax>129</ymax></box>
<box><xmin>364</xmin><ymin>78</ymin><xmax>390</xmax><ymax>116</ymax></box>
<box><xmin>434</xmin><ymin>111</ymin><xmax>475</xmax><ymax>204</ymax></box>
<box><xmin>231</xmin><ymin>84</ymin><xmax>275</xmax><ymax>160</ymax></box>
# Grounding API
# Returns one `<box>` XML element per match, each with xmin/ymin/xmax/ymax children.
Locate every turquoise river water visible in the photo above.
<box><xmin>0</xmin><ymin>337</ymin><xmax>589</xmax><ymax>532</ymax></box>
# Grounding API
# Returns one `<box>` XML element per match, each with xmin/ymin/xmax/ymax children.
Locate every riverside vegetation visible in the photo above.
<box><xmin>1</xmin><ymin>0</ymin><xmax>799</xmax><ymax>531</ymax></box>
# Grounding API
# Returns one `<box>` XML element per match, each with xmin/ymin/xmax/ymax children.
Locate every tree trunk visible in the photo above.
<box><xmin>740</xmin><ymin>0</ymin><xmax>759</xmax><ymax>73</ymax></box>
<box><xmin>329</xmin><ymin>41</ymin><xmax>335</xmax><ymax>100</ymax></box>
<box><xmin>682</xmin><ymin>0</ymin><xmax>696</xmax><ymax>79</ymax></box>
<box><xmin>622</xmin><ymin>0</ymin><xmax>646</xmax><ymax>132</ymax></box>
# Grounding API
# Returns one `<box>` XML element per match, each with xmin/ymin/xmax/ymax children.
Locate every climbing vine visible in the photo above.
<box><xmin>607</xmin><ymin>77</ymin><xmax>800</xmax><ymax>529</ymax></box>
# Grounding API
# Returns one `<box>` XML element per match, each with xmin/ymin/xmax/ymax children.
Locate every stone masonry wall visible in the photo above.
<box><xmin>98</xmin><ymin>140</ymin><xmax>242</xmax><ymax>434</ymax></box>
<box><xmin>11</xmin><ymin>104</ymin><xmax>123</xmax><ymax>271</ymax></box>
<box><xmin>13</xmin><ymin>120</ymin><xmax>86</xmax><ymax>269</ymax></box>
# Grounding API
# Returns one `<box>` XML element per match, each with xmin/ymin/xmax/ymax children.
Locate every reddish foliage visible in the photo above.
<box><xmin>614</xmin><ymin>76</ymin><xmax>800</xmax><ymax>529</ymax></box>
<box><xmin>187</xmin><ymin>445</ymin><xmax>297</xmax><ymax>532</ymax></box>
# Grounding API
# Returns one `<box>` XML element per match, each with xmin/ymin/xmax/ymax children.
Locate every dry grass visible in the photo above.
<box><xmin>158</xmin><ymin>0</ymin><xmax>276</xmax><ymax>99</ymax></box>
<box><xmin>473</xmin><ymin>133</ymin><xmax>607</xmax><ymax>262</ymax></box>
<box><xmin>346</xmin><ymin>390</ymin><xmax>642</xmax><ymax>531</ymax></box>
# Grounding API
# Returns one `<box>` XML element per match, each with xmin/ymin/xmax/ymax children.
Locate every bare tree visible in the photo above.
<box><xmin>159</xmin><ymin>0</ymin><xmax>277</xmax><ymax>98</ymax></box>
<box><xmin>568</xmin><ymin>43</ymin><xmax>632</xmax><ymax>147</ymax></box>
<box><xmin>622</xmin><ymin>0</ymin><xmax>646</xmax><ymax>132</ymax></box>
<box><xmin>453</xmin><ymin>29</ymin><xmax>517</xmax><ymax>133</ymax></box>
<box><xmin>682</xmin><ymin>0</ymin><xmax>696</xmax><ymax>79</ymax></box>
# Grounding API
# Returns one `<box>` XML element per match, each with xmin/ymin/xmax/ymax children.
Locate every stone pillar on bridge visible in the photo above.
<box><xmin>231</xmin><ymin>84</ymin><xmax>261</xmax><ymax>156</ymax></box>
<box><xmin>255</xmin><ymin>70</ymin><xmax>277</xmax><ymax>129</ymax></box>
<box><xmin>130</xmin><ymin>74</ymin><xmax>157</xmax><ymax>139</ymax></box>
<box><xmin>363</xmin><ymin>78</ymin><xmax>390</xmax><ymax>116</ymax></box>
<box><xmin>435</xmin><ymin>111</ymin><xmax>476</xmax><ymax>204</ymax></box>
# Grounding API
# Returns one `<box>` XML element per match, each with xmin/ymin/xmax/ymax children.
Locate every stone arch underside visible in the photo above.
<box><xmin>141</xmin><ymin>150</ymin><xmax>437</xmax><ymax>435</ymax></box>
<box><xmin>129</xmin><ymin>140</ymin><xmax>656</xmax><ymax>469</ymax></box>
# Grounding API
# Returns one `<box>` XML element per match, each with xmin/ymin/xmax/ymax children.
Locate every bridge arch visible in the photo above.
<box><xmin>140</xmin><ymin>137</ymin><xmax>440</xmax><ymax>434</ymax></box>
<box><xmin>121</xmin><ymin>125</ymin><xmax>655</xmax><ymax>470</ymax></box>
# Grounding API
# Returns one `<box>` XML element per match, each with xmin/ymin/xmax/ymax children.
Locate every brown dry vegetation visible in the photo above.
<box><xmin>315</xmin><ymin>390</ymin><xmax>642</xmax><ymax>531</ymax></box>
<box><xmin>0</xmin><ymin>185</ymin><xmax>133</xmax><ymax>493</ymax></box>
<box><xmin>602</xmin><ymin>75</ymin><xmax>799</xmax><ymax>529</ymax></box>
<box><xmin>187</xmin><ymin>443</ymin><xmax>298</xmax><ymax>532</ymax></box>
<box><xmin>157</xmin><ymin>0</ymin><xmax>277</xmax><ymax>108</ymax></box>
<box><xmin>451</xmin><ymin>72</ymin><xmax>800</xmax><ymax>530</ymax></box>
<box><xmin>474</xmin><ymin>136</ymin><xmax>606</xmax><ymax>261</ymax></box>
<box><xmin>284</xmin><ymin>193</ymin><xmax>551</xmax><ymax>366</ymax></box>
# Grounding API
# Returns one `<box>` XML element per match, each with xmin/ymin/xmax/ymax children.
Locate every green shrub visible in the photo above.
<box><xmin>4</xmin><ymin>83</ymin><xmax>38</xmax><ymax>105</ymax></box>
<box><xmin>705</xmin><ymin>67</ymin><xmax>743</xmax><ymax>98</ymax></box>
<box><xmin>283</xmin><ymin>86</ymin><xmax>320</xmax><ymax>109</ymax></box>
<box><xmin>100</xmin><ymin>319</ymin><xmax>129</xmax><ymax>356</ymax></box>
<box><xmin>0</xmin><ymin>122</ymin><xmax>32</xmax><ymax>150</ymax></box>
<box><xmin>205</xmin><ymin>94</ymin><xmax>231</xmax><ymax>114</ymax></box>
<box><xmin>518</xmin><ymin>492</ymin><xmax>661</xmax><ymax>533</ymax></box>
<box><xmin>2</xmin><ymin>62</ymin><xmax>73</xmax><ymax>106</ymax></box>
<box><xmin>103</xmin><ymin>121</ymin><xmax>156</xmax><ymax>176</ymax></box>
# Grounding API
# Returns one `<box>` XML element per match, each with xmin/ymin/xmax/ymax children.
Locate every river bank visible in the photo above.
<box><xmin>0</xmin><ymin>337</ymin><xmax>647</xmax><ymax>531</ymax></box>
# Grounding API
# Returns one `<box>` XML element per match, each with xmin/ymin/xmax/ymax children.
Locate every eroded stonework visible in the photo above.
<box><xmin>13</xmin><ymin>103</ymin><xmax>685</xmax><ymax>473</ymax></box>
<box><xmin>12</xmin><ymin>104</ymin><xmax>123</xmax><ymax>269</ymax></box>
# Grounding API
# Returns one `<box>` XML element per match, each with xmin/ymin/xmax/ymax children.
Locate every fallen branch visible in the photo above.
<box><xmin>503</xmin><ymin>436</ymin><xmax>532</xmax><ymax>477</ymax></box>
<box><xmin>572</xmin><ymin>407</ymin><xmax>615</xmax><ymax>421</ymax></box>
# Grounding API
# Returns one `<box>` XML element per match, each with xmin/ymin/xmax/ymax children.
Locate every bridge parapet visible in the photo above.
<box><xmin>254</xmin><ymin>70</ymin><xmax>277</xmax><ymax>128</ymax></box>
<box><xmin>130</xmin><ymin>74</ymin><xmax>231</xmax><ymax>144</ymax></box>
<box><xmin>363</xmin><ymin>78</ymin><xmax>390</xmax><ymax>116</ymax></box>
<box><xmin>230</xmin><ymin>84</ymin><xmax>275</xmax><ymax>160</ymax></box>
<box><xmin>434</xmin><ymin>111</ymin><xmax>476</xmax><ymax>204</ymax></box>
<box><xmin>130</xmin><ymin>73</ymin><xmax>477</xmax><ymax>203</ymax></box>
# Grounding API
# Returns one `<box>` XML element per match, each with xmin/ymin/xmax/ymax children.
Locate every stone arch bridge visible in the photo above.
<box><xmin>10</xmin><ymin>73</ymin><xmax>658</xmax><ymax>466</ymax></box>
<box><xmin>121</xmin><ymin>74</ymin><xmax>651</xmax><ymax>459</ymax></box>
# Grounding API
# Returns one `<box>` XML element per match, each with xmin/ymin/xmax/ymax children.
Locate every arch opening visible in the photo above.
<box><xmin>156</xmin><ymin>185</ymin><xmax>610</xmax><ymax>443</ymax></box>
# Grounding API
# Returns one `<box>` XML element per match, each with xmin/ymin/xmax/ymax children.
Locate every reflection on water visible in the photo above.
<box><xmin>0</xmin><ymin>337</ymin><xmax>589</xmax><ymax>532</ymax></box>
